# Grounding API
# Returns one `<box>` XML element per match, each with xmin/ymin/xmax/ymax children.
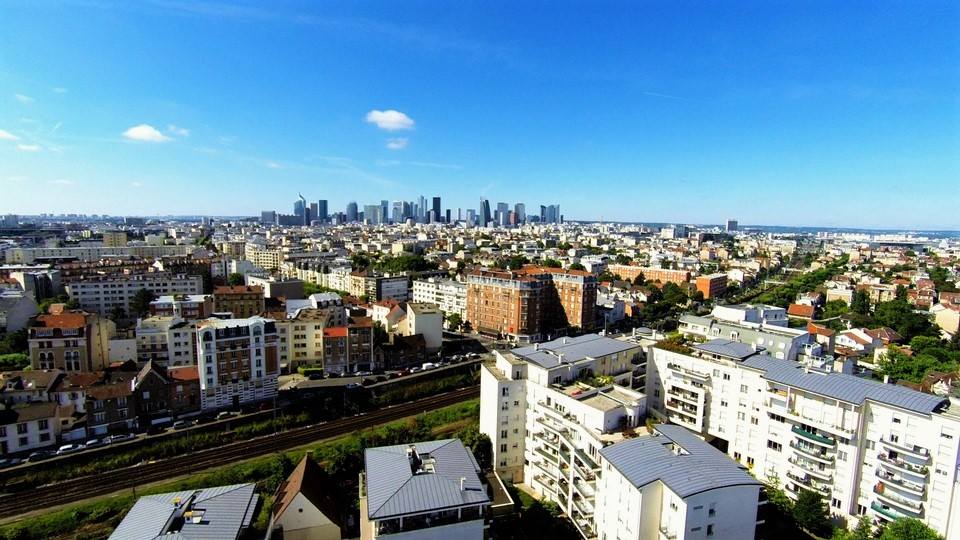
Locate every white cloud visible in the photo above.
<box><xmin>130</xmin><ymin>181</ymin><xmax>143</xmax><ymax>188</ymax></box>
<box><xmin>52</xmin><ymin>87</ymin><xmax>68</xmax><ymax>94</ymax></box>
<box><xmin>167</xmin><ymin>124</ymin><xmax>190</xmax><ymax>137</ymax></box>
<box><xmin>265</xmin><ymin>161</ymin><xmax>283</xmax><ymax>169</ymax></box>
<box><xmin>6</xmin><ymin>176</ymin><xmax>27</xmax><ymax>183</ymax></box>
<box><xmin>386</xmin><ymin>137</ymin><xmax>409</xmax><ymax>150</ymax></box>
<box><xmin>365</xmin><ymin>109</ymin><xmax>415</xmax><ymax>131</ymax></box>
<box><xmin>14</xmin><ymin>94</ymin><xmax>34</xmax><ymax>104</ymax></box>
<box><xmin>48</xmin><ymin>179</ymin><xmax>73</xmax><ymax>185</ymax></box>
<box><xmin>122</xmin><ymin>124</ymin><xmax>171</xmax><ymax>142</ymax></box>
<box><xmin>17</xmin><ymin>143</ymin><xmax>41</xmax><ymax>152</ymax></box>
<box><xmin>0</xmin><ymin>129</ymin><xmax>19</xmax><ymax>141</ymax></box>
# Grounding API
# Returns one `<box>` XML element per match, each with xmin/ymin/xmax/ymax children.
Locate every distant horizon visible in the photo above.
<box><xmin>5</xmin><ymin>212</ymin><xmax>960</xmax><ymax>235</ymax></box>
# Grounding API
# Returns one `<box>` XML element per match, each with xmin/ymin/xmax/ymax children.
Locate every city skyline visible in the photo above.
<box><xmin>1</xmin><ymin>2</ymin><xmax>958</xmax><ymax>229</ymax></box>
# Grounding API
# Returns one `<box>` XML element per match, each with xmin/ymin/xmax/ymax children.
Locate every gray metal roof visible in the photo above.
<box><xmin>742</xmin><ymin>355</ymin><xmax>948</xmax><ymax>414</ymax></box>
<box><xmin>599</xmin><ymin>425</ymin><xmax>760</xmax><ymax>497</ymax></box>
<box><xmin>109</xmin><ymin>483</ymin><xmax>258</xmax><ymax>540</ymax></box>
<box><xmin>512</xmin><ymin>334</ymin><xmax>639</xmax><ymax>369</ymax></box>
<box><xmin>364</xmin><ymin>439</ymin><xmax>490</xmax><ymax>519</ymax></box>
<box><xmin>693</xmin><ymin>339</ymin><xmax>759</xmax><ymax>360</ymax></box>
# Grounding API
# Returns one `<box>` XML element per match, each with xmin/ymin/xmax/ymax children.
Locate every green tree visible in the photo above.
<box><xmin>895</xmin><ymin>284</ymin><xmax>908</xmax><ymax>301</ymax></box>
<box><xmin>0</xmin><ymin>353</ymin><xmax>30</xmax><ymax>371</ymax></box>
<box><xmin>832</xmin><ymin>515</ymin><xmax>873</xmax><ymax>540</ymax></box>
<box><xmin>851</xmin><ymin>289</ymin><xmax>871</xmax><ymax>315</ymax></box>
<box><xmin>227</xmin><ymin>272</ymin><xmax>245</xmax><ymax>286</ymax></box>
<box><xmin>632</xmin><ymin>273</ymin><xmax>646</xmax><ymax>286</ymax></box>
<box><xmin>879</xmin><ymin>518</ymin><xmax>941</xmax><ymax>540</ymax></box>
<box><xmin>822</xmin><ymin>299</ymin><xmax>849</xmax><ymax>319</ymax></box>
<box><xmin>0</xmin><ymin>329</ymin><xmax>28</xmax><ymax>355</ymax></box>
<box><xmin>874</xmin><ymin>299</ymin><xmax>936</xmax><ymax>341</ymax></box>
<box><xmin>568</xmin><ymin>262</ymin><xmax>586</xmax><ymax>271</ymax></box>
<box><xmin>793</xmin><ymin>489</ymin><xmax>830</xmax><ymax>536</ymax></box>
<box><xmin>129</xmin><ymin>288</ymin><xmax>157</xmax><ymax>318</ymax></box>
<box><xmin>108</xmin><ymin>306</ymin><xmax>126</xmax><ymax>322</ymax></box>
<box><xmin>614</xmin><ymin>254</ymin><xmax>631</xmax><ymax>265</ymax></box>
<box><xmin>542</xmin><ymin>258</ymin><xmax>562</xmax><ymax>268</ymax></box>
<box><xmin>661</xmin><ymin>282</ymin><xmax>688</xmax><ymax>306</ymax></box>
<box><xmin>446</xmin><ymin>313</ymin><xmax>463</xmax><ymax>331</ymax></box>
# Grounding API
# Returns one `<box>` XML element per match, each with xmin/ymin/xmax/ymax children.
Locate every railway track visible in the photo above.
<box><xmin>0</xmin><ymin>386</ymin><xmax>480</xmax><ymax>519</ymax></box>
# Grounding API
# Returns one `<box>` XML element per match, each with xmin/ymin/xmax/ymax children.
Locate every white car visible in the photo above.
<box><xmin>57</xmin><ymin>443</ymin><xmax>85</xmax><ymax>455</ymax></box>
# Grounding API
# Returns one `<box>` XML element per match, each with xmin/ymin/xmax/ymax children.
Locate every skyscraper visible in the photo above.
<box><xmin>294</xmin><ymin>194</ymin><xmax>307</xmax><ymax>224</ymax></box>
<box><xmin>496</xmin><ymin>202</ymin><xmax>509</xmax><ymax>225</ymax></box>
<box><xmin>392</xmin><ymin>201</ymin><xmax>403</xmax><ymax>224</ymax></box>
<box><xmin>479</xmin><ymin>198</ymin><xmax>491</xmax><ymax>227</ymax></box>
<box><xmin>417</xmin><ymin>195</ymin><xmax>427</xmax><ymax>222</ymax></box>
<box><xmin>317</xmin><ymin>200</ymin><xmax>328</xmax><ymax>222</ymax></box>
<box><xmin>726</xmin><ymin>219</ymin><xmax>738</xmax><ymax>232</ymax></box>
<box><xmin>514</xmin><ymin>203</ymin><xmax>526</xmax><ymax>224</ymax></box>
<box><xmin>364</xmin><ymin>204</ymin><xmax>382</xmax><ymax>225</ymax></box>
<box><xmin>432</xmin><ymin>197</ymin><xmax>442</xmax><ymax>223</ymax></box>
<box><xmin>346</xmin><ymin>201</ymin><xmax>358</xmax><ymax>222</ymax></box>
<box><xmin>309</xmin><ymin>202</ymin><xmax>318</xmax><ymax>224</ymax></box>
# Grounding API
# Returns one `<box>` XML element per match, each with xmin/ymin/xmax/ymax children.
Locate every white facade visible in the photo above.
<box><xmin>5</xmin><ymin>245</ymin><xmax>200</xmax><ymax>264</ymax></box>
<box><xmin>65</xmin><ymin>273</ymin><xmax>204</xmax><ymax>316</ymax></box>
<box><xmin>196</xmin><ymin>317</ymin><xmax>279</xmax><ymax>411</ymax></box>
<box><xmin>136</xmin><ymin>317</ymin><xmax>197</xmax><ymax>367</ymax></box>
<box><xmin>647</xmin><ymin>340</ymin><xmax>960</xmax><ymax>538</ymax></box>
<box><xmin>404</xmin><ymin>304</ymin><xmax>443</xmax><ymax>351</ymax></box>
<box><xmin>711</xmin><ymin>304</ymin><xmax>788</xmax><ymax>327</ymax></box>
<box><xmin>411</xmin><ymin>278</ymin><xmax>466</xmax><ymax>319</ymax></box>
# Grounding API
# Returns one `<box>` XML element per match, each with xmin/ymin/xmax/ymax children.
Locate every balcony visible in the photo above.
<box><xmin>533</xmin><ymin>474</ymin><xmax>558</xmax><ymax>494</ymax></box>
<box><xmin>666</xmin><ymin>387</ymin><xmax>700</xmax><ymax>406</ymax></box>
<box><xmin>877</xmin><ymin>453</ymin><xmax>928</xmax><ymax>478</ymax></box>
<box><xmin>880</xmin><ymin>437</ymin><xmax>930</xmax><ymax>463</ymax></box>
<box><xmin>536</xmin><ymin>447</ymin><xmax>560</xmax><ymax>465</ymax></box>
<box><xmin>790</xmin><ymin>441</ymin><xmax>834</xmax><ymax>464</ymax></box>
<box><xmin>871</xmin><ymin>501</ymin><xmax>910</xmax><ymax>522</ymax></box>
<box><xmin>573</xmin><ymin>478</ymin><xmax>596</xmax><ymax>499</ymax></box>
<box><xmin>665</xmin><ymin>399</ymin><xmax>699</xmax><ymax>417</ymax></box>
<box><xmin>875</xmin><ymin>468</ymin><xmax>925</xmax><ymax>497</ymax></box>
<box><xmin>792</xmin><ymin>425</ymin><xmax>835</xmax><ymax>447</ymax></box>
<box><xmin>786</xmin><ymin>472</ymin><xmax>830</xmax><ymax>496</ymax></box>
<box><xmin>873</xmin><ymin>484</ymin><xmax>923</xmax><ymax>516</ymax></box>
<box><xmin>667</xmin><ymin>362</ymin><xmax>710</xmax><ymax>383</ymax></box>
<box><xmin>789</xmin><ymin>458</ymin><xmax>833</xmax><ymax>482</ymax></box>
<box><xmin>659</xmin><ymin>525</ymin><xmax>678</xmax><ymax>540</ymax></box>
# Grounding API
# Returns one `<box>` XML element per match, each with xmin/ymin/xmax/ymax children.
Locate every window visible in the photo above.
<box><xmin>831</xmin><ymin>498</ymin><xmax>842</xmax><ymax>509</ymax></box>
<box><xmin>500</xmin><ymin>444</ymin><xmax>507</xmax><ymax>452</ymax></box>
<box><xmin>857</xmin><ymin>504</ymin><xmax>867</xmax><ymax>515</ymax></box>
<box><xmin>751</xmin><ymin>417</ymin><xmax>759</xmax><ymax>425</ymax></box>
<box><xmin>723</xmin><ymin>373</ymin><xmax>731</xmax><ymax>381</ymax></box>
<box><xmin>707</xmin><ymin>524</ymin><xmax>714</xmax><ymax>536</ymax></box>
<box><xmin>16</xmin><ymin>423</ymin><xmax>27</xmax><ymax>435</ymax></box>
<box><xmin>737</xmin><ymin>412</ymin><xmax>746</xmax><ymax>421</ymax></box>
<box><xmin>501</xmin><ymin>430</ymin><xmax>508</xmax><ymax>438</ymax></box>
<box><xmin>893</xmin><ymin>417</ymin><xmax>901</xmax><ymax>424</ymax></box>
<box><xmin>837</xmin><ymin>450</ymin><xmax>848</xmax><ymax>461</ymax></box>
<box><xmin>767</xmin><ymin>440</ymin><xmax>782</xmax><ymax>452</ymax></box>
<box><xmin>866</xmin><ymin>440</ymin><xmax>875</xmax><ymax>450</ymax></box>
<box><xmin>38</xmin><ymin>419</ymin><xmax>49</xmax><ymax>430</ymax></box>
<box><xmin>739</xmin><ymin>384</ymin><xmax>748</xmax><ymax>393</ymax></box>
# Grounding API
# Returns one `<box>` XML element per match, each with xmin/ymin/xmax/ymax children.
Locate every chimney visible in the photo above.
<box><xmin>533</xmin><ymin>343</ymin><xmax>539</xmax><ymax>351</ymax></box>
<box><xmin>407</xmin><ymin>445</ymin><xmax>421</xmax><ymax>474</ymax></box>
<box><xmin>460</xmin><ymin>477</ymin><xmax>466</xmax><ymax>491</ymax></box>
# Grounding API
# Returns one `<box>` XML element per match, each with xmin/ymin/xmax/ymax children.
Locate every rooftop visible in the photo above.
<box><xmin>512</xmin><ymin>333</ymin><xmax>639</xmax><ymax>369</ymax></box>
<box><xmin>364</xmin><ymin>439</ymin><xmax>490</xmax><ymax>520</ymax></box>
<box><xmin>692</xmin><ymin>339</ymin><xmax>760</xmax><ymax>361</ymax></box>
<box><xmin>600</xmin><ymin>424</ymin><xmax>760</xmax><ymax>497</ymax></box>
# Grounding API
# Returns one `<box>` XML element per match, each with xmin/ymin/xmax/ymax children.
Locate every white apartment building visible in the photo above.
<box><xmin>595</xmin><ymin>424</ymin><xmax>762</xmax><ymax>540</ymax></box>
<box><xmin>0</xmin><ymin>402</ymin><xmax>62</xmax><ymax>455</ymax></box>
<box><xmin>4</xmin><ymin>245</ymin><xmax>200</xmax><ymax>264</ymax></box>
<box><xmin>679</xmin><ymin>311</ymin><xmax>819</xmax><ymax>362</ymax></box>
<box><xmin>412</xmin><ymin>278</ymin><xmax>467</xmax><ymax>319</ymax></box>
<box><xmin>196</xmin><ymin>317</ymin><xmax>280</xmax><ymax>411</ymax></box>
<box><xmin>65</xmin><ymin>273</ymin><xmax>204</xmax><ymax>316</ymax></box>
<box><xmin>647</xmin><ymin>339</ymin><xmax>960</xmax><ymax>538</ymax></box>
<box><xmin>480</xmin><ymin>334</ymin><xmax>646</xmax><ymax>538</ymax></box>
<box><xmin>135</xmin><ymin>316</ymin><xmax>197</xmax><ymax>367</ymax></box>
<box><xmin>711</xmin><ymin>304</ymin><xmax>788</xmax><ymax>327</ymax></box>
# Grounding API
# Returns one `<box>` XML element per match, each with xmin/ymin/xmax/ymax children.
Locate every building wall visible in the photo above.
<box><xmin>65</xmin><ymin>274</ymin><xmax>204</xmax><ymax>316</ymax></box>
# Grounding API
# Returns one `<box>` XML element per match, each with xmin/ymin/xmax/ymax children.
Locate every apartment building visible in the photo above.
<box><xmin>321</xmin><ymin>317</ymin><xmax>375</xmax><ymax>374</ymax></box>
<box><xmin>347</xmin><ymin>271</ymin><xmax>410</xmax><ymax>302</ymax></box>
<box><xmin>360</xmin><ymin>439</ymin><xmax>491</xmax><ymax>540</ymax></box>
<box><xmin>711</xmin><ymin>304</ymin><xmax>788</xmax><ymax>327</ymax></box>
<box><xmin>131</xmin><ymin>362</ymin><xmax>201</xmax><ymax>426</ymax></box>
<box><xmin>244</xmin><ymin>242</ymin><xmax>285</xmax><ymax>270</ymax></box>
<box><xmin>466</xmin><ymin>266</ymin><xmax>597</xmax><ymax>343</ymax></box>
<box><xmin>196</xmin><ymin>317</ymin><xmax>279</xmax><ymax>411</ymax></box>
<box><xmin>679</xmin><ymin>311</ymin><xmax>820</xmax><ymax>362</ymax></box>
<box><xmin>101</xmin><ymin>230</ymin><xmax>128</xmax><ymax>247</ymax></box>
<box><xmin>412</xmin><ymin>277</ymin><xmax>467</xmax><ymax>319</ymax></box>
<box><xmin>213</xmin><ymin>285</ymin><xmax>266</xmax><ymax>318</ymax></box>
<box><xmin>28</xmin><ymin>309</ymin><xmax>116</xmax><ymax>372</ymax></box>
<box><xmin>149</xmin><ymin>294</ymin><xmax>213</xmax><ymax>319</ymax></box>
<box><xmin>595</xmin><ymin>424</ymin><xmax>762</xmax><ymax>540</ymax></box>
<box><xmin>647</xmin><ymin>339</ymin><xmax>960</xmax><ymax>537</ymax></box>
<box><xmin>480</xmin><ymin>334</ymin><xmax>646</xmax><ymax>537</ymax></box>
<box><xmin>135</xmin><ymin>317</ymin><xmax>197</xmax><ymax>367</ymax></box>
<box><xmin>65</xmin><ymin>273</ymin><xmax>204</xmax><ymax>316</ymax></box>
<box><xmin>5</xmin><ymin>245</ymin><xmax>200</xmax><ymax>264</ymax></box>
<box><xmin>695</xmin><ymin>273</ymin><xmax>727</xmax><ymax>299</ymax></box>
<box><xmin>401</xmin><ymin>303</ymin><xmax>443</xmax><ymax>351</ymax></box>
<box><xmin>86</xmin><ymin>374</ymin><xmax>137</xmax><ymax>435</ymax></box>
<box><xmin>606</xmin><ymin>265</ymin><xmax>691</xmax><ymax>285</ymax></box>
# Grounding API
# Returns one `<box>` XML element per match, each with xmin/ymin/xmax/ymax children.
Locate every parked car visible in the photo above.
<box><xmin>421</xmin><ymin>362</ymin><xmax>438</xmax><ymax>371</ymax></box>
<box><xmin>356</xmin><ymin>371</ymin><xmax>373</xmax><ymax>376</ymax></box>
<box><xmin>146</xmin><ymin>425</ymin><xmax>168</xmax><ymax>436</ymax></box>
<box><xmin>172</xmin><ymin>420</ymin><xmax>195</xmax><ymax>430</ymax></box>
<box><xmin>409</xmin><ymin>367</ymin><xmax>422</xmax><ymax>374</ymax></box>
<box><xmin>57</xmin><ymin>443</ymin><xmax>85</xmax><ymax>455</ymax></box>
<box><xmin>307</xmin><ymin>373</ymin><xmax>323</xmax><ymax>381</ymax></box>
<box><xmin>0</xmin><ymin>458</ymin><xmax>22</xmax><ymax>469</ymax></box>
<box><xmin>107</xmin><ymin>433</ymin><xmax>136</xmax><ymax>443</ymax></box>
<box><xmin>216</xmin><ymin>411</ymin><xmax>237</xmax><ymax>420</ymax></box>
<box><xmin>345</xmin><ymin>382</ymin><xmax>363</xmax><ymax>390</ymax></box>
<box><xmin>84</xmin><ymin>438</ymin><xmax>106</xmax><ymax>449</ymax></box>
<box><xmin>27</xmin><ymin>450</ymin><xmax>55</xmax><ymax>462</ymax></box>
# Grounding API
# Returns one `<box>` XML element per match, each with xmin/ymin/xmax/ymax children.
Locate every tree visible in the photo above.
<box><xmin>542</xmin><ymin>258</ymin><xmax>562</xmax><ymax>268</ymax></box>
<box><xmin>661</xmin><ymin>282</ymin><xmax>688</xmax><ymax>306</ymax></box>
<box><xmin>0</xmin><ymin>353</ymin><xmax>30</xmax><ymax>371</ymax></box>
<box><xmin>568</xmin><ymin>262</ymin><xmax>586</xmax><ymax>271</ymax></box>
<box><xmin>895</xmin><ymin>284</ymin><xmax>908</xmax><ymax>301</ymax></box>
<box><xmin>455</xmin><ymin>424</ymin><xmax>493</xmax><ymax>471</ymax></box>
<box><xmin>614</xmin><ymin>254</ymin><xmax>631</xmax><ymax>265</ymax></box>
<box><xmin>851</xmin><ymin>290</ymin><xmax>871</xmax><ymax>315</ymax></box>
<box><xmin>446</xmin><ymin>313</ymin><xmax>463</xmax><ymax>331</ymax></box>
<box><xmin>879</xmin><ymin>518</ymin><xmax>941</xmax><ymax>540</ymax></box>
<box><xmin>129</xmin><ymin>288</ymin><xmax>157</xmax><ymax>318</ymax></box>
<box><xmin>372</xmin><ymin>321</ymin><xmax>389</xmax><ymax>347</ymax></box>
<box><xmin>0</xmin><ymin>329</ymin><xmax>28</xmax><ymax>355</ymax></box>
<box><xmin>822</xmin><ymin>300</ymin><xmax>849</xmax><ymax>319</ymax></box>
<box><xmin>874</xmin><ymin>299</ymin><xmax>936</xmax><ymax>341</ymax></box>
<box><xmin>793</xmin><ymin>489</ymin><xmax>830</xmax><ymax>536</ymax></box>
<box><xmin>227</xmin><ymin>273</ymin><xmax>245</xmax><ymax>286</ymax></box>
<box><xmin>832</xmin><ymin>515</ymin><xmax>872</xmax><ymax>540</ymax></box>
<box><xmin>632</xmin><ymin>273</ymin><xmax>646</xmax><ymax>286</ymax></box>
<box><xmin>109</xmin><ymin>306</ymin><xmax>126</xmax><ymax>322</ymax></box>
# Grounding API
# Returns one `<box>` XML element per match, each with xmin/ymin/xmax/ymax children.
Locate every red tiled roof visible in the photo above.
<box><xmin>34</xmin><ymin>312</ymin><xmax>87</xmax><ymax>329</ymax></box>
<box><xmin>168</xmin><ymin>366</ymin><xmax>199</xmax><ymax>381</ymax></box>
<box><xmin>787</xmin><ymin>304</ymin><xmax>815</xmax><ymax>318</ymax></box>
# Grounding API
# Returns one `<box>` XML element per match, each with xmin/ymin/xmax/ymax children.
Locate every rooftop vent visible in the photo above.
<box><xmin>407</xmin><ymin>445</ymin><xmax>421</xmax><ymax>474</ymax></box>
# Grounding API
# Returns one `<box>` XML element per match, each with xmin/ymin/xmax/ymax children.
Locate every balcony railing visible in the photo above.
<box><xmin>789</xmin><ymin>441</ymin><xmax>834</xmax><ymax>463</ymax></box>
<box><xmin>873</xmin><ymin>484</ymin><xmax>923</xmax><ymax>513</ymax></box>
<box><xmin>877</xmin><ymin>453</ymin><xmax>928</xmax><ymax>477</ymax></box>
<box><xmin>792</xmin><ymin>425</ymin><xmax>835</xmax><ymax>446</ymax></box>
<box><xmin>875</xmin><ymin>468</ymin><xmax>925</xmax><ymax>496</ymax></box>
<box><xmin>786</xmin><ymin>472</ymin><xmax>830</xmax><ymax>496</ymax></box>
<box><xmin>880</xmin><ymin>437</ymin><xmax>930</xmax><ymax>462</ymax></box>
<box><xmin>871</xmin><ymin>501</ymin><xmax>909</xmax><ymax>521</ymax></box>
<box><xmin>789</xmin><ymin>458</ymin><xmax>833</xmax><ymax>481</ymax></box>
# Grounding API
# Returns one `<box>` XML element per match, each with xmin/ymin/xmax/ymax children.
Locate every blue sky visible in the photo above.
<box><xmin>1</xmin><ymin>1</ymin><xmax>958</xmax><ymax>229</ymax></box>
